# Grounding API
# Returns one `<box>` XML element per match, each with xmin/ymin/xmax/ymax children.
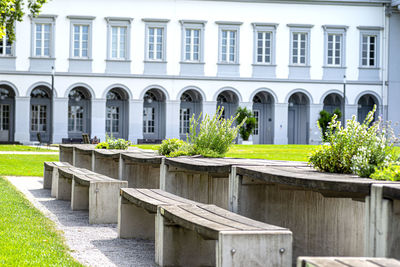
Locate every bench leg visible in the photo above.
<box><xmin>216</xmin><ymin>231</ymin><xmax>292</xmax><ymax>267</ymax></box>
<box><xmin>155</xmin><ymin>211</ymin><xmax>215</xmax><ymax>267</ymax></box>
<box><xmin>88</xmin><ymin>181</ymin><xmax>128</xmax><ymax>224</ymax></box>
<box><xmin>43</xmin><ymin>168</ymin><xmax>52</xmax><ymax>189</ymax></box>
<box><xmin>51</xmin><ymin>167</ymin><xmax>59</xmax><ymax>197</ymax></box>
<box><xmin>71</xmin><ymin>179</ymin><xmax>89</xmax><ymax>210</ymax></box>
<box><xmin>56</xmin><ymin>175</ymin><xmax>72</xmax><ymax>201</ymax></box>
<box><xmin>118</xmin><ymin>196</ymin><xmax>155</xmax><ymax>239</ymax></box>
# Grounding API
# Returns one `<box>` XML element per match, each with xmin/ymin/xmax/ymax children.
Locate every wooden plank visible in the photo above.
<box><xmin>299</xmin><ymin>257</ymin><xmax>400</xmax><ymax>267</ymax></box>
<box><xmin>165</xmin><ymin>157</ymin><xmax>232</xmax><ymax>174</ymax></box>
<box><xmin>236</xmin><ymin>165</ymin><xmax>399</xmax><ymax>197</ymax></box>
<box><xmin>121</xmin><ymin>188</ymin><xmax>170</xmax><ymax>213</ymax></box>
<box><xmin>120</xmin><ymin>152</ymin><xmax>163</xmax><ymax>164</ymax></box>
<box><xmin>382</xmin><ymin>184</ymin><xmax>400</xmax><ymax>200</ymax></box>
<box><xmin>199</xmin><ymin>205</ymin><xmax>286</xmax><ymax>231</ymax></box>
<box><xmin>58</xmin><ymin>167</ymin><xmax>76</xmax><ymax>179</ymax></box>
<box><xmin>336</xmin><ymin>258</ymin><xmax>384</xmax><ymax>266</ymax></box>
<box><xmin>300</xmin><ymin>258</ymin><xmax>345</xmax><ymax>267</ymax></box>
<box><xmin>368</xmin><ymin>258</ymin><xmax>400</xmax><ymax>267</ymax></box>
<box><xmin>159</xmin><ymin>205</ymin><xmax>238</xmax><ymax>240</ymax></box>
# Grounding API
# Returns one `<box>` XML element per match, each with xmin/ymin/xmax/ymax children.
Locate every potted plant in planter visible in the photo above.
<box><xmin>235</xmin><ymin>107</ymin><xmax>256</xmax><ymax>145</ymax></box>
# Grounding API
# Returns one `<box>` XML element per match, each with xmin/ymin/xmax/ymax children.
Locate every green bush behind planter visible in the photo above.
<box><xmin>235</xmin><ymin>106</ymin><xmax>256</xmax><ymax>141</ymax></box>
<box><xmin>309</xmin><ymin>105</ymin><xmax>398</xmax><ymax>179</ymax></box>
<box><xmin>95</xmin><ymin>134</ymin><xmax>131</xmax><ymax>150</ymax></box>
<box><xmin>158</xmin><ymin>107</ymin><xmax>244</xmax><ymax>158</ymax></box>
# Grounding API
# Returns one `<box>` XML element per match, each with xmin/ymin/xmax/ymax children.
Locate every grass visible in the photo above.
<box><xmin>0</xmin><ymin>145</ymin><xmax>55</xmax><ymax>152</ymax></box>
<box><xmin>0</xmin><ymin>177</ymin><xmax>82</xmax><ymax>266</ymax></box>
<box><xmin>133</xmin><ymin>144</ymin><xmax>318</xmax><ymax>162</ymax></box>
<box><xmin>0</xmin><ymin>154</ymin><xmax>59</xmax><ymax>176</ymax></box>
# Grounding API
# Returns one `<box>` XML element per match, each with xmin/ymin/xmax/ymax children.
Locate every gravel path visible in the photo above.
<box><xmin>6</xmin><ymin>176</ymin><xmax>156</xmax><ymax>267</ymax></box>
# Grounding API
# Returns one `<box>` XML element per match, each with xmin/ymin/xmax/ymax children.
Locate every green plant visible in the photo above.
<box><xmin>371</xmin><ymin>163</ymin><xmax>400</xmax><ymax>181</ymax></box>
<box><xmin>309</xmin><ymin>105</ymin><xmax>397</xmax><ymax>177</ymax></box>
<box><xmin>187</xmin><ymin>106</ymin><xmax>245</xmax><ymax>157</ymax></box>
<box><xmin>95</xmin><ymin>141</ymin><xmax>109</xmax><ymax>149</ymax></box>
<box><xmin>318</xmin><ymin>108</ymin><xmax>342</xmax><ymax>142</ymax></box>
<box><xmin>158</xmin><ymin>138</ymin><xmax>186</xmax><ymax>156</ymax></box>
<box><xmin>95</xmin><ymin>134</ymin><xmax>131</xmax><ymax>150</ymax></box>
<box><xmin>235</xmin><ymin>107</ymin><xmax>256</xmax><ymax>141</ymax></box>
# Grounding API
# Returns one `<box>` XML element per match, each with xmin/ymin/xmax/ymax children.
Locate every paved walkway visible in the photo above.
<box><xmin>6</xmin><ymin>176</ymin><xmax>156</xmax><ymax>267</ymax></box>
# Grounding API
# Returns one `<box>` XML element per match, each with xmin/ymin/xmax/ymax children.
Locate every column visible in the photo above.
<box><xmin>165</xmin><ymin>100</ymin><xmax>180</xmax><ymax>139</ymax></box>
<box><xmin>128</xmin><ymin>99</ymin><xmax>143</xmax><ymax>143</ymax></box>
<box><xmin>91</xmin><ymin>99</ymin><xmax>106</xmax><ymax>143</ymax></box>
<box><xmin>14</xmin><ymin>96</ymin><xmax>31</xmax><ymax>144</ymax></box>
<box><xmin>52</xmin><ymin>97</ymin><xmax>68</xmax><ymax>144</ymax></box>
<box><xmin>273</xmin><ymin>103</ymin><xmax>288</xmax><ymax>144</ymax></box>
<box><xmin>309</xmin><ymin>104</ymin><xmax>323</xmax><ymax>145</ymax></box>
<box><xmin>202</xmin><ymin>101</ymin><xmax>217</xmax><ymax>118</ymax></box>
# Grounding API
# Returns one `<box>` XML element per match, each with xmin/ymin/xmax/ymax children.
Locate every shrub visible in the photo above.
<box><xmin>309</xmin><ymin>105</ymin><xmax>397</xmax><ymax>177</ymax></box>
<box><xmin>95</xmin><ymin>134</ymin><xmax>131</xmax><ymax>150</ymax></box>
<box><xmin>318</xmin><ymin>108</ymin><xmax>342</xmax><ymax>142</ymax></box>
<box><xmin>158</xmin><ymin>138</ymin><xmax>187</xmax><ymax>156</ymax></box>
<box><xmin>95</xmin><ymin>142</ymin><xmax>109</xmax><ymax>149</ymax></box>
<box><xmin>235</xmin><ymin>106</ymin><xmax>256</xmax><ymax>141</ymax></box>
<box><xmin>187</xmin><ymin>106</ymin><xmax>244</xmax><ymax>157</ymax></box>
<box><xmin>371</xmin><ymin>163</ymin><xmax>400</xmax><ymax>181</ymax></box>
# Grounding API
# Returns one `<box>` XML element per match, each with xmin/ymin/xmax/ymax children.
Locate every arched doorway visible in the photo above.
<box><xmin>216</xmin><ymin>90</ymin><xmax>239</xmax><ymax>119</ymax></box>
<box><xmin>30</xmin><ymin>86</ymin><xmax>52</xmax><ymax>142</ymax></box>
<box><xmin>68</xmin><ymin>87</ymin><xmax>91</xmax><ymax>139</ymax></box>
<box><xmin>357</xmin><ymin>94</ymin><xmax>378</xmax><ymax>124</ymax></box>
<box><xmin>0</xmin><ymin>85</ymin><xmax>15</xmax><ymax>142</ymax></box>
<box><xmin>323</xmin><ymin>93</ymin><xmax>343</xmax><ymax>123</ymax></box>
<box><xmin>179</xmin><ymin>89</ymin><xmax>202</xmax><ymax>140</ymax></box>
<box><xmin>252</xmin><ymin>91</ymin><xmax>274</xmax><ymax>144</ymax></box>
<box><xmin>288</xmin><ymin>92</ymin><xmax>310</xmax><ymax>144</ymax></box>
<box><xmin>106</xmin><ymin>88</ymin><xmax>129</xmax><ymax>139</ymax></box>
<box><xmin>143</xmin><ymin>88</ymin><xmax>166</xmax><ymax>140</ymax></box>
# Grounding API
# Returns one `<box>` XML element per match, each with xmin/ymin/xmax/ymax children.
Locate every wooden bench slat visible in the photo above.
<box><xmin>160</xmin><ymin>205</ymin><xmax>238</xmax><ymax>240</ymax></box>
<box><xmin>121</xmin><ymin>188</ymin><xmax>171</xmax><ymax>213</ymax></box>
<box><xmin>146</xmin><ymin>189</ymin><xmax>199</xmax><ymax>205</ymax></box>
<box><xmin>300</xmin><ymin>258</ymin><xmax>345</xmax><ymax>267</ymax></box>
<box><xmin>368</xmin><ymin>258</ymin><xmax>400</xmax><ymax>267</ymax></box>
<box><xmin>336</xmin><ymin>259</ymin><xmax>384</xmax><ymax>267</ymax></box>
<box><xmin>199</xmin><ymin>205</ymin><xmax>286</xmax><ymax>231</ymax></box>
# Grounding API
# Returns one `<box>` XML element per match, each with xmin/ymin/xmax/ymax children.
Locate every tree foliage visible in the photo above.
<box><xmin>318</xmin><ymin>108</ymin><xmax>342</xmax><ymax>142</ymax></box>
<box><xmin>235</xmin><ymin>106</ymin><xmax>256</xmax><ymax>141</ymax></box>
<box><xmin>0</xmin><ymin>0</ymin><xmax>48</xmax><ymax>43</ymax></box>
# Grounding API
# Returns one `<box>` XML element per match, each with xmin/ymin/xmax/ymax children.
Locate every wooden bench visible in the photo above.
<box><xmin>53</xmin><ymin>165</ymin><xmax>127</xmax><ymax>224</ymax></box>
<box><xmin>297</xmin><ymin>257</ymin><xmax>400</xmax><ymax>266</ymax></box>
<box><xmin>118</xmin><ymin>188</ymin><xmax>292</xmax><ymax>267</ymax></box>
<box><xmin>43</xmin><ymin>161</ymin><xmax>72</xmax><ymax>190</ymax></box>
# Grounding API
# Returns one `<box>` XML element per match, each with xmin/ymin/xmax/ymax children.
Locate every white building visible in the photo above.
<box><xmin>0</xmin><ymin>0</ymin><xmax>398</xmax><ymax>144</ymax></box>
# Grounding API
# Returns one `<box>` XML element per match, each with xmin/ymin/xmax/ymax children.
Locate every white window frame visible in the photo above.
<box><xmin>323</xmin><ymin>25</ymin><xmax>348</xmax><ymax>68</ymax></box>
<box><xmin>179</xmin><ymin>20</ymin><xmax>206</xmax><ymax>63</ymax></box>
<box><xmin>252</xmin><ymin>23</ymin><xmax>278</xmax><ymax>65</ymax></box>
<box><xmin>216</xmin><ymin>21</ymin><xmax>242</xmax><ymax>65</ymax></box>
<box><xmin>143</xmin><ymin>18</ymin><xmax>169</xmax><ymax>62</ymax></box>
<box><xmin>0</xmin><ymin>34</ymin><xmax>13</xmax><ymax>56</ymax></box>
<box><xmin>73</xmin><ymin>25</ymin><xmax>90</xmax><ymax>58</ymax></box>
<box><xmin>358</xmin><ymin>26</ymin><xmax>382</xmax><ymax>69</ymax></box>
<box><xmin>67</xmin><ymin>16</ymin><xmax>95</xmax><ymax>60</ymax></box>
<box><xmin>29</xmin><ymin>15</ymin><xmax>57</xmax><ymax>58</ymax></box>
<box><xmin>105</xmin><ymin>17</ymin><xmax>132</xmax><ymax>61</ymax></box>
<box><xmin>288</xmin><ymin>24</ymin><xmax>313</xmax><ymax>67</ymax></box>
<box><xmin>34</xmin><ymin>23</ymin><xmax>51</xmax><ymax>57</ymax></box>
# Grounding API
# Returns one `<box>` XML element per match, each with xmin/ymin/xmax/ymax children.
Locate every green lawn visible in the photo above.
<box><xmin>0</xmin><ymin>145</ymin><xmax>55</xmax><ymax>152</ymax></box>
<box><xmin>0</xmin><ymin>177</ymin><xmax>82</xmax><ymax>266</ymax></box>
<box><xmin>133</xmin><ymin>144</ymin><xmax>319</xmax><ymax>162</ymax></box>
<box><xmin>0</xmin><ymin>154</ymin><xmax>59</xmax><ymax>176</ymax></box>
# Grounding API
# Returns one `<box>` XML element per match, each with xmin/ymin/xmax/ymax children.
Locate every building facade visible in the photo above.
<box><xmin>0</xmin><ymin>0</ymin><xmax>397</xmax><ymax>144</ymax></box>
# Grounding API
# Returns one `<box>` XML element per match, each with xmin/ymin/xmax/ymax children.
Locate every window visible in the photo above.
<box><xmin>253</xmin><ymin>110</ymin><xmax>259</xmax><ymax>135</ymax></box>
<box><xmin>111</xmin><ymin>26</ymin><xmax>126</xmax><ymax>59</ymax></box>
<box><xmin>292</xmin><ymin>32</ymin><xmax>307</xmax><ymax>65</ymax></box>
<box><xmin>327</xmin><ymin>34</ymin><xmax>341</xmax><ymax>66</ymax></box>
<box><xmin>216</xmin><ymin>21</ymin><xmax>242</xmax><ymax>65</ymax></box>
<box><xmin>31</xmin><ymin>105</ymin><xmax>47</xmax><ymax>132</ymax></box>
<box><xmin>106</xmin><ymin>106</ymin><xmax>120</xmax><ymax>133</ymax></box>
<box><xmin>29</xmin><ymin>15</ymin><xmax>56</xmax><ymax>59</ymax></box>
<box><xmin>73</xmin><ymin>25</ymin><xmax>89</xmax><ymax>58</ymax></box>
<box><xmin>68</xmin><ymin>106</ymin><xmax>83</xmax><ymax>132</ymax></box>
<box><xmin>256</xmin><ymin>32</ymin><xmax>272</xmax><ymax>64</ymax></box>
<box><xmin>35</xmin><ymin>23</ymin><xmax>51</xmax><ymax>57</ymax></box>
<box><xmin>0</xmin><ymin>35</ymin><xmax>12</xmax><ymax>56</ymax></box>
<box><xmin>361</xmin><ymin>34</ymin><xmax>376</xmax><ymax>67</ymax></box>
<box><xmin>143</xmin><ymin>107</ymin><xmax>155</xmax><ymax>133</ymax></box>
<box><xmin>185</xmin><ymin>29</ymin><xmax>200</xmax><ymax>61</ymax></box>
<box><xmin>179</xmin><ymin>108</ymin><xmax>190</xmax><ymax>134</ymax></box>
<box><xmin>0</xmin><ymin>104</ymin><xmax>9</xmax><ymax>131</ymax></box>
<box><xmin>288</xmin><ymin>24</ymin><xmax>313</xmax><ymax>67</ymax></box>
<box><xmin>148</xmin><ymin>27</ymin><xmax>163</xmax><ymax>60</ymax></box>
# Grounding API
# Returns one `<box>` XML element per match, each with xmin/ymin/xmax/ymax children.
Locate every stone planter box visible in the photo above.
<box><xmin>74</xmin><ymin>144</ymin><xmax>96</xmax><ymax>170</ymax></box>
<box><xmin>59</xmin><ymin>144</ymin><xmax>74</xmax><ymax>164</ymax></box>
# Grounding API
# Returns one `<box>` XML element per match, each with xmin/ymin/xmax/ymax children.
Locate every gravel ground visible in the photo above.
<box><xmin>6</xmin><ymin>176</ymin><xmax>156</xmax><ymax>267</ymax></box>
